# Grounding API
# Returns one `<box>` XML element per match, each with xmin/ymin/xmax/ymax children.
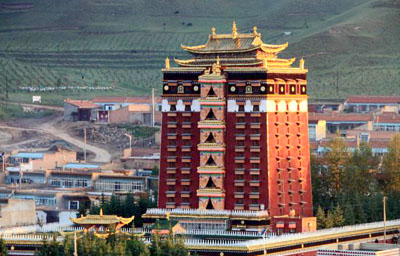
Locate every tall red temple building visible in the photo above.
<box><xmin>158</xmin><ymin>22</ymin><xmax>313</xmax><ymax>219</ymax></box>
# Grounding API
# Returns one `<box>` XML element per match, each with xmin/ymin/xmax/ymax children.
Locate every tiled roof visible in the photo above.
<box><xmin>346</xmin><ymin>95</ymin><xmax>400</xmax><ymax>104</ymax></box>
<box><xmin>193</xmin><ymin>37</ymin><xmax>257</xmax><ymax>52</ymax></box>
<box><xmin>319</xmin><ymin>139</ymin><xmax>390</xmax><ymax>149</ymax></box>
<box><xmin>64</xmin><ymin>99</ymin><xmax>99</xmax><ymax>109</ymax></box>
<box><xmin>374</xmin><ymin>113</ymin><xmax>400</xmax><ymax>124</ymax></box>
<box><xmin>92</xmin><ymin>96</ymin><xmax>161</xmax><ymax>104</ymax></box>
<box><xmin>308</xmin><ymin>112</ymin><xmax>373</xmax><ymax>122</ymax></box>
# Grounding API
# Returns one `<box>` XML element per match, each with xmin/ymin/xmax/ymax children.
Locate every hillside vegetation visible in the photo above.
<box><xmin>0</xmin><ymin>0</ymin><xmax>399</xmax><ymax>104</ymax></box>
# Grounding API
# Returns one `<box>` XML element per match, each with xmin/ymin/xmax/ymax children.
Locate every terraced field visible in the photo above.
<box><xmin>0</xmin><ymin>0</ymin><xmax>399</xmax><ymax>104</ymax></box>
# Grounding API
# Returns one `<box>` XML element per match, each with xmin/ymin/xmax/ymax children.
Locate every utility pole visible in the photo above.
<box><xmin>83</xmin><ymin>128</ymin><xmax>87</xmax><ymax>162</ymax></box>
<box><xmin>74</xmin><ymin>231</ymin><xmax>78</xmax><ymax>256</ymax></box>
<box><xmin>152</xmin><ymin>88</ymin><xmax>156</xmax><ymax>127</ymax></box>
<box><xmin>336</xmin><ymin>70</ymin><xmax>339</xmax><ymax>97</ymax></box>
<box><xmin>383</xmin><ymin>196</ymin><xmax>387</xmax><ymax>243</ymax></box>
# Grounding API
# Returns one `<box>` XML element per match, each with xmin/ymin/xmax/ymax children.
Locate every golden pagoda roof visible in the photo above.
<box><xmin>71</xmin><ymin>209</ymin><xmax>134</xmax><ymax>225</ymax></box>
<box><xmin>180</xmin><ymin>22</ymin><xmax>288</xmax><ymax>55</ymax></box>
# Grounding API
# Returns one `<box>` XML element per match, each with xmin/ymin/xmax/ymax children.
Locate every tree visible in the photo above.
<box><xmin>381</xmin><ymin>134</ymin><xmax>400</xmax><ymax>193</ymax></box>
<box><xmin>0</xmin><ymin>238</ymin><xmax>7</xmax><ymax>256</ymax></box>
<box><xmin>323</xmin><ymin>136</ymin><xmax>349</xmax><ymax>198</ymax></box>
<box><xmin>331</xmin><ymin>204</ymin><xmax>345</xmax><ymax>227</ymax></box>
<box><xmin>325</xmin><ymin>211</ymin><xmax>334</xmax><ymax>229</ymax></box>
<box><xmin>125</xmin><ymin>238</ymin><xmax>150</xmax><ymax>256</ymax></box>
<box><xmin>343</xmin><ymin>143</ymin><xmax>378</xmax><ymax>196</ymax></box>
<box><xmin>316</xmin><ymin>206</ymin><xmax>326</xmax><ymax>229</ymax></box>
<box><xmin>36</xmin><ymin>236</ymin><xmax>63</xmax><ymax>256</ymax></box>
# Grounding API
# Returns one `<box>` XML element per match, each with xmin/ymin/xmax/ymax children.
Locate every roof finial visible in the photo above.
<box><xmin>165</xmin><ymin>57</ymin><xmax>170</xmax><ymax>69</ymax></box>
<box><xmin>232</xmin><ymin>21</ymin><xmax>238</xmax><ymax>39</ymax></box>
<box><xmin>253</xmin><ymin>26</ymin><xmax>258</xmax><ymax>36</ymax></box>
<box><xmin>300</xmin><ymin>58</ymin><xmax>305</xmax><ymax>69</ymax></box>
<box><xmin>216</xmin><ymin>55</ymin><xmax>220</xmax><ymax>65</ymax></box>
<box><xmin>211</xmin><ymin>27</ymin><xmax>216</xmax><ymax>37</ymax></box>
<box><xmin>100</xmin><ymin>208</ymin><xmax>103</xmax><ymax>217</ymax></box>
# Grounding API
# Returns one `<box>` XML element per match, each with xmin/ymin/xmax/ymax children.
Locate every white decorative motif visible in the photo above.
<box><xmin>299</xmin><ymin>100</ymin><xmax>308</xmax><ymax>112</ymax></box>
<box><xmin>288</xmin><ymin>100</ymin><xmax>297</xmax><ymax>112</ymax></box>
<box><xmin>244</xmin><ymin>100</ymin><xmax>253</xmax><ymax>112</ymax></box>
<box><xmin>162</xmin><ymin>99</ymin><xmax>170</xmax><ymax>112</ymax></box>
<box><xmin>260</xmin><ymin>100</ymin><xmax>267</xmax><ymax>112</ymax></box>
<box><xmin>277</xmin><ymin>100</ymin><xmax>286</xmax><ymax>112</ymax></box>
<box><xmin>227</xmin><ymin>100</ymin><xmax>239</xmax><ymax>112</ymax></box>
<box><xmin>176</xmin><ymin>99</ymin><xmax>185</xmax><ymax>112</ymax></box>
<box><xmin>191</xmin><ymin>100</ymin><xmax>200</xmax><ymax>112</ymax></box>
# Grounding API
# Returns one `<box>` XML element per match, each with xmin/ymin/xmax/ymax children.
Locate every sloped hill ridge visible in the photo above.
<box><xmin>0</xmin><ymin>0</ymin><xmax>398</xmax><ymax>101</ymax></box>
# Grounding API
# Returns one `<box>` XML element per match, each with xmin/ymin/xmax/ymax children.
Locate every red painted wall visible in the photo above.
<box><xmin>158</xmin><ymin>111</ymin><xmax>200</xmax><ymax>208</ymax></box>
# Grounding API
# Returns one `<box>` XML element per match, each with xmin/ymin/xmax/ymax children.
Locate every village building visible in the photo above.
<box><xmin>92</xmin><ymin>96</ymin><xmax>162</xmax><ymax>125</ymax></box>
<box><xmin>344</xmin><ymin>95</ymin><xmax>400</xmax><ymax>113</ymax></box>
<box><xmin>0</xmin><ymin>198</ymin><xmax>37</xmax><ymax>228</ymax></box>
<box><xmin>8</xmin><ymin>145</ymin><xmax>78</xmax><ymax>171</ymax></box>
<box><xmin>63</xmin><ymin>98</ymin><xmax>100</xmax><ymax>121</ymax></box>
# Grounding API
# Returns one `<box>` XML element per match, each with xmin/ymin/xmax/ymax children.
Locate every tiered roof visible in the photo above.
<box><xmin>172</xmin><ymin>22</ymin><xmax>304</xmax><ymax>72</ymax></box>
<box><xmin>71</xmin><ymin>209</ymin><xmax>134</xmax><ymax>226</ymax></box>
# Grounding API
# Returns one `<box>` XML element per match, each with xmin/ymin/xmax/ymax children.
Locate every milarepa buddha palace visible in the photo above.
<box><xmin>145</xmin><ymin>22</ymin><xmax>316</xmax><ymax>233</ymax></box>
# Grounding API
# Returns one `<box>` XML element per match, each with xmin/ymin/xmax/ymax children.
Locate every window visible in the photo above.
<box><xmin>253</xmin><ymin>105</ymin><xmax>260</xmax><ymax>112</ymax></box>
<box><xmin>237</xmin><ymin>141</ymin><xmax>245</xmax><ymax>146</ymax></box>
<box><xmin>69</xmin><ymin>201</ymin><xmax>79</xmax><ymax>210</ymax></box>
<box><xmin>245</xmin><ymin>85</ymin><xmax>252</xmax><ymax>94</ymax></box>
<box><xmin>170</xmin><ymin>104</ymin><xmax>176</xmax><ymax>111</ymax></box>
<box><xmin>238</xmin><ymin>105</ymin><xmax>245</xmax><ymax>112</ymax></box>
<box><xmin>115</xmin><ymin>182</ymin><xmax>121</xmax><ymax>191</ymax></box>
<box><xmin>184</xmin><ymin>105</ymin><xmax>191</xmax><ymax>112</ymax></box>
<box><xmin>177</xmin><ymin>85</ymin><xmax>184</xmax><ymax>93</ymax></box>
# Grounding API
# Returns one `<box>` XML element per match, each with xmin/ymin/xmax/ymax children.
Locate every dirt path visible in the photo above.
<box><xmin>0</xmin><ymin>138</ymin><xmax>38</xmax><ymax>150</ymax></box>
<box><xmin>0</xmin><ymin>118</ymin><xmax>112</xmax><ymax>163</ymax></box>
<box><xmin>40</xmin><ymin>119</ymin><xmax>111</xmax><ymax>163</ymax></box>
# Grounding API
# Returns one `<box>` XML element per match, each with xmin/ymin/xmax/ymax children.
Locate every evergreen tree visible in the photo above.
<box><xmin>352</xmin><ymin>193</ymin><xmax>366</xmax><ymax>224</ymax></box>
<box><xmin>332</xmin><ymin>204</ymin><xmax>345</xmax><ymax>227</ymax></box>
<box><xmin>325</xmin><ymin>211</ymin><xmax>335</xmax><ymax>229</ymax></box>
<box><xmin>0</xmin><ymin>238</ymin><xmax>7</xmax><ymax>256</ymax></box>
<box><xmin>316</xmin><ymin>206</ymin><xmax>326</xmax><ymax>229</ymax></box>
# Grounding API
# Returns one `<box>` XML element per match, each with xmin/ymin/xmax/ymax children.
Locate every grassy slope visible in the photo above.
<box><xmin>0</xmin><ymin>0</ymin><xmax>398</xmax><ymax>104</ymax></box>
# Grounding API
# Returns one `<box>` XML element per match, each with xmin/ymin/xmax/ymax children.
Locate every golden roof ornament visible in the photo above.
<box><xmin>300</xmin><ymin>58</ymin><xmax>305</xmax><ymax>69</ymax></box>
<box><xmin>232</xmin><ymin>21</ymin><xmax>237</xmax><ymax>39</ymax></box>
<box><xmin>211</xmin><ymin>27</ymin><xmax>216</xmax><ymax>38</ymax></box>
<box><xmin>100</xmin><ymin>208</ymin><xmax>103</xmax><ymax>217</ymax></box>
<box><xmin>212</xmin><ymin>55</ymin><xmax>221</xmax><ymax>75</ymax></box>
<box><xmin>165</xmin><ymin>57</ymin><xmax>170</xmax><ymax>69</ymax></box>
<box><xmin>253</xmin><ymin>26</ymin><xmax>258</xmax><ymax>36</ymax></box>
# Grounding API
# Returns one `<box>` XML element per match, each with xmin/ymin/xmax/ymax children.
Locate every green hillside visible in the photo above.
<box><xmin>0</xmin><ymin>0</ymin><xmax>399</xmax><ymax>104</ymax></box>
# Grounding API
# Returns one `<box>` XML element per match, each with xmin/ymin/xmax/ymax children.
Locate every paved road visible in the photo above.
<box><xmin>0</xmin><ymin>119</ymin><xmax>111</xmax><ymax>163</ymax></box>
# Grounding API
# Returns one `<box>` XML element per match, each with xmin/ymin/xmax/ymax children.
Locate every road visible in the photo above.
<box><xmin>0</xmin><ymin>118</ymin><xmax>111</xmax><ymax>163</ymax></box>
<box><xmin>0</xmin><ymin>101</ymin><xmax>63</xmax><ymax>111</ymax></box>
